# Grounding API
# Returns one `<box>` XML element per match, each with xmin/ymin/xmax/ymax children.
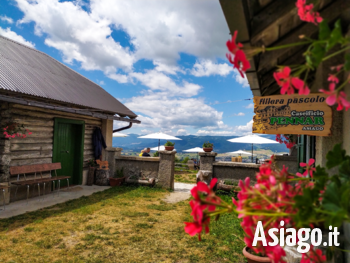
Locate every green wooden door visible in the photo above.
<box><xmin>53</xmin><ymin>118</ymin><xmax>85</xmax><ymax>187</ymax></box>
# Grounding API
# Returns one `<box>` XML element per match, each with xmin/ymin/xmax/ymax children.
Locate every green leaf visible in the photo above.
<box><xmin>326</xmin><ymin>19</ymin><xmax>343</xmax><ymax>51</ymax></box>
<box><xmin>326</xmin><ymin>247</ymin><xmax>333</xmax><ymax>261</ymax></box>
<box><xmin>313</xmin><ymin>165</ymin><xmax>328</xmax><ymax>179</ymax></box>
<box><xmin>344</xmin><ymin>53</ymin><xmax>350</xmax><ymax>71</ymax></box>
<box><xmin>326</xmin><ymin>143</ymin><xmax>346</xmax><ymax>169</ymax></box>
<box><xmin>323</xmin><ymin>203</ymin><xmax>341</xmax><ymax>213</ymax></box>
<box><xmin>339</xmin><ymin>159</ymin><xmax>350</xmax><ymax>179</ymax></box>
<box><xmin>322</xmin><ymin>182</ymin><xmax>340</xmax><ymax>206</ymax></box>
<box><xmin>340</xmin><ymin>186</ymin><xmax>350</xmax><ymax>209</ymax></box>
<box><xmin>310</xmin><ymin>43</ymin><xmax>326</xmax><ymax>68</ymax></box>
<box><xmin>319</xmin><ymin>19</ymin><xmax>331</xmax><ymax>40</ymax></box>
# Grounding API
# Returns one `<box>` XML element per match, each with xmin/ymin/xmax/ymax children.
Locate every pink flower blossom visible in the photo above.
<box><xmin>328</xmin><ymin>74</ymin><xmax>339</xmax><ymax>84</ymax></box>
<box><xmin>296</xmin><ymin>0</ymin><xmax>323</xmax><ymax>24</ymax></box>
<box><xmin>301</xmin><ymin>247</ymin><xmax>326</xmax><ymax>263</ymax></box>
<box><xmin>300</xmin><ymin>158</ymin><xmax>316</xmax><ymax>177</ymax></box>
<box><xmin>226</xmin><ymin>31</ymin><xmax>251</xmax><ymax>78</ymax></box>
<box><xmin>320</xmin><ymin>83</ymin><xmax>350</xmax><ymax>111</ymax></box>
<box><xmin>274</xmin><ymin>67</ymin><xmax>310</xmax><ymax>95</ymax></box>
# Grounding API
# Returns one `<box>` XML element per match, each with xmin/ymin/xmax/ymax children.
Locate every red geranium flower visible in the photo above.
<box><xmin>301</xmin><ymin>246</ymin><xmax>326</xmax><ymax>263</ymax></box>
<box><xmin>296</xmin><ymin>0</ymin><xmax>323</xmax><ymax>24</ymax></box>
<box><xmin>274</xmin><ymin>67</ymin><xmax>310</xmax><ymax>95</ymax></box>
<box><xmin>226</xmin><ymin>31</ymin><xmax>251</xmax><ymax>78</ymax></box>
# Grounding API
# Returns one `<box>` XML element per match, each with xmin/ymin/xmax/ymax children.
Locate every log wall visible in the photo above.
<box><xmin>0</xmin><ymin>102</ymin><xmax>102</xmax><ymax>201</ymax></box>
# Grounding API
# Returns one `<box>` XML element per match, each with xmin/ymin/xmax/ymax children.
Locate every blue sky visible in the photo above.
<box><xmin>0</xmin><ymin>0</ymin><xmax>255</xmax><ymax>136</ymax></box>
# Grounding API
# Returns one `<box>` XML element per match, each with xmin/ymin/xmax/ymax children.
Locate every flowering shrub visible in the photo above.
<box><xmin>3</xmin><ymin>122</ymin><xmax>32</xmax><ymax>139</ymax></box>
<box><xmin>184</xmin><ymin>143</ymin><xmax>350</xmax><ymax>263</ymax></box>
<box><xmin>275</xmin><ymin>134</ymin><xmax>297</xmax><ymax>149</ymax></box>
<box><xmin>226</xmin><ymin>0</ymin><xmax>350</xmax><ymax>111</ymax></box>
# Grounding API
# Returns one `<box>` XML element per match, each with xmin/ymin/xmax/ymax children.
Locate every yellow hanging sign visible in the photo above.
<box><xmin>253</xmin><ymin>93</ymin><xmax>332</xmax><ymax>136</ymax></box>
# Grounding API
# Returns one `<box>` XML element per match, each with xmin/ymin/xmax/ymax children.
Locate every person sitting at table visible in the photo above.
<box><xmin>142</xmin><ymin>147</ymin><xmax>151</xmax><ymax>157</ymax></box>
<box><xmin>194</xmin><ymin>159</ymin><xmax>199</xmax><ymax>170</ymax></box>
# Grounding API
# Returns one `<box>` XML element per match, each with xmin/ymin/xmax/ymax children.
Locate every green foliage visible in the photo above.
<box><xmin>164</xmin><ymin>141</ymin><xmax>175</xmax><ymax>146</ymax></box>
<box><xmin>318</xmin><ymin>20</ymin><xmax>331</xmax><ymax>40</ymax></box>
<box><xmin>293</xmin><ymin>143</ymin><xmax>350</xmax><ymax>229</ymax></box>
<box><xmin>306</xmin><ymin>19</ymin><xmax>346</xmax><ymax>69</ymax></box>
<box><xmin>153</xmin><ymin>151</ymin><xmax>159</xmax><ymax>157</ymax></box>
<box><xmin>326</xmin><ymin>19</ymin><xmax>343</xmax><ymax>51</ymax></box>
<box><xmin>87</xmin><ymin>159</ymin><xmax>98</xmax><ymax>167</ymax></box>
<box><xmin>202</xmin><ymin>141</ymin><xmax>213</xmax><ymax>148</ymax></box>
<box><xmin>326</xmin><ymin>143</ymin><xmax>348</xmax><ymax>169</ymax></box>
<box><xmin>344</xmin><ymin>53</ymin><xmax>350</xmax><ymax>71</ymax></box>
<box><xmin>181</xmin><ymin>156</ymin><xmax>190</xmax><ymax>163</ymax></box>
<box><xmin>114</xmin><ymin>167</ymin><xmax>124</xmax><ymax>178</ymax></box>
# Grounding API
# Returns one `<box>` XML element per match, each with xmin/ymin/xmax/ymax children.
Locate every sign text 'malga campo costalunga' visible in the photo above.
<box><xmin>253</xmin><ymin>93</ymin><xmax>332</xmax><ymax>136</ymax></box>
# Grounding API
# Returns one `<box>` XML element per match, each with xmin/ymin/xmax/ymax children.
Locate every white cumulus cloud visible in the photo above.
<box><xmin>0</xmin><ymin>16</ymin><xmax>13</xmax><ymax>24</ymax></box>
<box><xmin>190</xmin><ymin>59</ymin><xmax>232</xmax><ymax>77</ymax></box>
<box><xmin>125</xmin><ymin>95</ymin><xmax>223</xmax><ymax>130</ymax></box>
<box><xmin>245</xmin><ymin>103</ymin><xmax>254</xmax><ymax>109</ymax></box>
<box><xmin>0</xmin><ymin>27</ymin><xmax>35</xmax><ymax>48</ymax></box>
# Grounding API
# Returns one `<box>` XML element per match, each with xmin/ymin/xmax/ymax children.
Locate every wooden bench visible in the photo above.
<box><xmin>9</xmin><ymin>163</ymin><xmax>70</xmax><ymax>203</ymax></box>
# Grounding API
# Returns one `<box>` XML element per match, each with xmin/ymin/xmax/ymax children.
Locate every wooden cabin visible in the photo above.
<box><xmin>0</xmin><ymin>35</ymin><xmax>140</xmax><ymax>202</ymax></box>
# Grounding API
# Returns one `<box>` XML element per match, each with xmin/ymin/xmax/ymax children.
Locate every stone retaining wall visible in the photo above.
<box><xmin>106</xmin><ymin>148</ymin><xmax>175</xmax><ymax>189</ymax></box>
<box><xmin>274</xmin><ymin>155</ymin><xmax>298</xmax><ymax>174</ymax></box>
<box><xmin>115</xmin><ymin>156</ymin><xmax>160</xmax><ymax>179</ymax></box>
<box><xmin>213</xmin><ymin>162</ymin><xmax>260</xmax><ymax>183</ymax></box>
<box><xmin>199</xmin><ymin>152</ymin><xmax>298</xmax><ymax>184</ymax></box>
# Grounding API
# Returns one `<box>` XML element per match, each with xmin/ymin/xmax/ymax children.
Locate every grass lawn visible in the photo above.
<box><xmin>174</xmin><ymin>167</ymin><xmax>197</xmax><ymax>184</ymax></box>
<box><xmin>0</xmin><ymin>185</ymin><xmax>245</xmax><ymax>263</ymax></box>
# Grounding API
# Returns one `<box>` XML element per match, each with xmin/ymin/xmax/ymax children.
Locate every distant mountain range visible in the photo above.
<box><xmin>113</xmin><ymin>134</ymin><xmax>288</xmax><ymax>154</ymax></box>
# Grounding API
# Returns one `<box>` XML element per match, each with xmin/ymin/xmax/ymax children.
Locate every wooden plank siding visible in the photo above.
<box><xmin>0</xmin><ymin>102</ymin><xmax>101</xmax><ymax>182</ymax></box>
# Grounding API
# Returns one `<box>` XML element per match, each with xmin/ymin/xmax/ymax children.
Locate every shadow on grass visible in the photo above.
<box><xmin>0</xmin><ymin>185</ymin><xmax>167</xmax><ymax>231</ymax></box>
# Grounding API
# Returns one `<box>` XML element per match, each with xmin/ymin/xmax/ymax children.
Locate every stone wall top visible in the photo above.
<box><xmin>159</xmin><ymin>150</ymin><xmax>177</xmax><ymax>155</ymax></box>
<box><xmin>199</xmin><ymin>152</ymin><xmax>217</xmax><ymax>157</ymax></box>
<box><xmin>115</xmin><ymin>156</ymin><xmax>160</xmax><ymax>162</ymax></box>
<box><xmin>106</xmin><ymin>147</ymin><xmax>123</xmax><ymax>152</ymax></box>
<box><xmin>274</xmin><ymin>155</ymin><xmax>297</xmax><ymax>162</ymax></box>
<box><xmin>213</xmin><ymin>162</ymin><xmax>260</xmax><ymax>168</ymax></box>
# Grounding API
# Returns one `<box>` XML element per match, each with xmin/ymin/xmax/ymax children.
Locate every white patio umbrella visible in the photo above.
<box><xmin>113</xmin><ymin>132</ymin><xmax>128</xmax><ymax>137</ymax></box>
<box><xmin>228</xmin><ymin>150</ymin><xmax>255</xmax><ymax>156</ymax></box>
<box><xmin>150</xmin><ymin>146</ymin><xmax>176</xmax><ymax>151</ymax></box>
<box><xmin>227</xmin><ymin>134</ymin><xmax>278</xmax><ymax>162</ymax></box>
<box><xmin>183</xmin><ymin>147</ymin><xmax>204</xmax><ymax>160</ymax></box>
<box><xmin>138</xmin><ymin>132</ymin><xmax>182</xmax><ymax>151</ymax></box>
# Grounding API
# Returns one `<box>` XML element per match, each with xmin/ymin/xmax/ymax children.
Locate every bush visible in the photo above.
<box><xmin>164</xmin><ymin>141</ymin><xmax>175</xmax><ymax>146</ymax></box>
<box><xmin>114</xmin><ymin>168</ymin><xmax>124</xmax><ymax>178</ymax></box>
<box><xmin>153</xmin><ymin>151</ymin><xmax>159</xmax><ymax>157</ymax></box>
<box><xmin>182</xmin><ymin>157</ymin><xmax>190</xmax><ymax>163</ymax></box>
<box><xmin>203</xmin><ymin>141</ymin><xmax>213</xmax><ymax>148</ymax></box>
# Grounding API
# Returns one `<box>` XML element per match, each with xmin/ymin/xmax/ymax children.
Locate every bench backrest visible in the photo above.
<box><xmin>10</xmin><ymin>163</ymin><xmax>61</xmax><ymax>176</ymax></box>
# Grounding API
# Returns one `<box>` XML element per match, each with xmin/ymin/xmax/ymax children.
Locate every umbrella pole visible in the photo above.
<box><xmin>251</xmin><ymin>143</ymin><xmax>253</xmax><ymax>163</ymax></box>
<box><xmin>158</xmin><ymin>139</ymin><xmax>160</xmax><ymax>152</ymax></box>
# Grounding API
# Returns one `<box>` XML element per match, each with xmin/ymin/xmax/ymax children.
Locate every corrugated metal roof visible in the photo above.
<box><xmin>0</xmin><ymin>35</ymin><xmax>138</xmax><ymax>119</ymax></box>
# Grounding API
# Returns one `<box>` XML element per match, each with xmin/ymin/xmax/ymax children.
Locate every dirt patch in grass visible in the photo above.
<box><xmin>174</xmin><ymin>168</ymin><xmax>197</xmax><ymax>184</ymax></box>
<box><xmin>0</xmin><ymin>185</ymin><xmax>245</xmax><ymax>263</ymax></box>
